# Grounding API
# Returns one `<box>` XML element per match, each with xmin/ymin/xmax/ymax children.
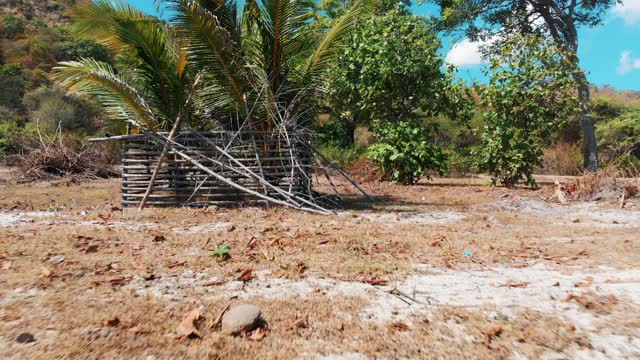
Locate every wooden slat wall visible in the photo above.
<box><xmin>121</xmin><ymin>131</ymin><xmax>312</xmax><ymax>207</ymax></box>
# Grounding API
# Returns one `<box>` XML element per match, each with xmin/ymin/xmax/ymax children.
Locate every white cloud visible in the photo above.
<box><xmin>445</xmin><ymin>38</ymin><xmax>487</xmax><ymax>67</ymax></box>
<box><xmin>617</xmin><ymin>50</ymin><xmax>640</xmax><ymax>74</ymax></box>
<box><xmin>612</xmin><ymin>0</ymin><xmax>640</xmax><ymax>25</ymax></box>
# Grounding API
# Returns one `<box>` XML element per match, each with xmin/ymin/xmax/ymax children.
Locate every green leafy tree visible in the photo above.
<box><xmin>596</xmin><ymin>108</ymin><xmax>640</xmax><ymax>160</ymax></box>
<box><xmin>24</xmin><ymin>86</ymin><xmax>102</xmax><ymax>134</ymax></box>
<box><xmin>368</xmin><ymin>119</ymin><xmax>447</xmax><ymax>184</ymax></box>
<box><xmin>434</xmin><ymin>0</ymin><xmax>617</xmax><ymax>172</ymax></box>
<box><xmin>2</xmin><ymin>14</ymin><xmax>26</xmax><ymax>39</ymax></box>
<box><xmin>0</xmin><ymin>63</ymin><xmax>27</xmax><ymax>111</ymax></box>
<box><xmin>63</xmin><ymin>39</ymin><xmax>113</xmax><ymax>65</ymax></box>
<box><xmin>326</xmin><ymin>6</ymin><xmax>470</xmax><ymax>139</ymax></box>
<box><xmin>476</xmin><ymin>35</ymin><xmax>581</xmax><ymax>187</ymax></box>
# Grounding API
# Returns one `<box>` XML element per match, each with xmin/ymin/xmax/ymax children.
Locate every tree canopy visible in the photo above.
<box><xmin>434</xmin><ymin>0</ymin><xmax>618</xmax><ymax>172</ymax></box>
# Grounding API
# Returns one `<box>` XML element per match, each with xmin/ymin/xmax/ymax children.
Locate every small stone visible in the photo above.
<box><xmin>15</xmin><ymin>333</ymin><xmax>36</xmax><ymax>343</ymax></box>
<box><xmin>48</xmin><ymin>256</ymin><xmax>65</xmax><ymax>265</ymax></box>
<box><xmin>221</xmin><ymin>304</ymin><xmax>262</xmax><ymax>335</ymax></box>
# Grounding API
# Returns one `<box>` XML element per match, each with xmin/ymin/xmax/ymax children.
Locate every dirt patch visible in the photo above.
<box><xmin>1</xmin><ymin>173</ymin><xmax>640</xmax><ymax>358</ymax></box>
<box><xmin>354</xmin><ymin>209</ymin><xmax>465</xmax><ymax>225</ymax></box>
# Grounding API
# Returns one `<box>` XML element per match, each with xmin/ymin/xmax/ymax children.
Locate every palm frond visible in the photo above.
<box><xmin>301</xmin><ymin>0</ymin><xmax>371</xmax><ymax>83</ymax></box>
<box><xmin>164</xmin><ymin>0</ymin><xmax>249</xmax><ymax>116</ymax></box>
<box><xmin>54</xmin><ymin>59</ymin><xmax>159</xmax><ymax>129</ymax></box>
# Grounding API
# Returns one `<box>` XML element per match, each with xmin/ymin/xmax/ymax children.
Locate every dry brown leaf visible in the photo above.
<box><xmin>202</xmin><ymin>279</ymin><xmax>226</xmax><ymax>286</ymax></box>
<box><xmin>563</xmin><ymin>293</ymin><xmax>594</xmax><ymax>309</ymax></box>
<box><xmin>211</xmin><ymin>304</ymin><xmax>230</xmax><ymax>329</ymax></box>
<box><xmin>288</xmin><ymin>316</ymin><xmax>308</xmax><ymax>330</ymax></box>
<box><xmin>247</xmin><ymin>327</ymin><xmax>268</xmax><ymax>341</ymax></box>
<box><xmin>237</xmin><ymin>267</ymin><xmax>254</xmax><ymax>282</ymax></box>
<box><xmin>41</xmin><ymin>267</ymin><xmax>52</xmax><ymax>277</ymax></box>
<box><xmin>497</xmin><ymin>280</ymin><xmax>529</xmax><ymax>288</ymax></box>
<box><xmin>153</xmin><ymin>235</ymin><xmax>166</xmax><ymax>242</ymax></box>
<box><xmin>167</xmin><ymin>261</ymin><xmax>186</xmax><ymax>268</ymax></box>
<box><xmin>388</xmin><ymin>321</ymin><xmax>410</xmax><ymax>332</ymax></box>
<box><xmin>362</xmin><ymin>276</ymin><xmax>389</xmax><ymax>286</ymax></box>
<box><xmin>102</xmin><ymin>317</ymin><xmax>120</xmax><ymax>327</ymax></box>
<box><xmin>482</xmin><ymin>326</ymin><xmax>503</xmax><ymax>347</ymax></box>
<box><xmin>176</xmin><ymin>307</ymin><xmax>204</xmax><ymax>338</ymax></box>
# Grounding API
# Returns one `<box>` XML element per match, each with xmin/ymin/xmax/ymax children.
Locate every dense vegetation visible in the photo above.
<box><xmin>0</xmin><ymin>0</ymin><xmax>638</xmax><ymax>185</ymax></box>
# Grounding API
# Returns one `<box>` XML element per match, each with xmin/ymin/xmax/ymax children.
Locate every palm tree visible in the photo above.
<box><xmin>54</xmin><ymin>1</ymin><xmax>197</xmax><ymax>132</ymax></box>
<box><xmin>55</xmin><ymin>0</ymin><xmax>370</xmax><ymax>133</ymax></box>
<box><xmin>53</xmin><ymin>0</ymin><xmax>371</xmax><ymax>212</ymax></box>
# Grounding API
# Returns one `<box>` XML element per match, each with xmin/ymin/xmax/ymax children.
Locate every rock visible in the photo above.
<box><xmin>15</xmin><ymin>333</ymin><xmax>36</xmax><ymax>343</ymax></box>
<box><xmin>47</xmin><ymin>256</ymin><xmax>65</xmax><ymax>265</ymax></box>
<box><xmin>221</xmin><ymin>304</ymin><xmax>262</xmax><ymax>335</ymax></box>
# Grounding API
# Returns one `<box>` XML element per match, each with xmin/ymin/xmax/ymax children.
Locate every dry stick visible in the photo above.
<box><xmin>251</xmin><ymin>132</ymin><xmax>270</xmax><ymax>202</ymax></box>
<box><xmin>172</xmin><ymin>148</ymin><xmax>330</xmax><ymax>215</ymax></box>
<box><xmin>315</xmin><ymin>156</ymin><xmax>343</xmax><ymax>200</ymax></box>
<box><xmin>137</xmin><ymin>74</ymin><xmax>202</xmax><ymax>211</ymax></box>
<box><xmin>137</xmin><ymin>117</ymin><xmax>183</xmax><ymax>211</ymax></box>
<box><xmin>305</xmin><ymin>143</ymin><xmax>375</xmax><ymax>202</ymax></box>
<box><xmin>129</xmin><ymin>123</ymin><xmax>331</xmax><ymax>215</ymax></box>
<box><xmin>189</xmin><ymin>131</ymin><xmax>332</xmax><ymax>213</ymax></box>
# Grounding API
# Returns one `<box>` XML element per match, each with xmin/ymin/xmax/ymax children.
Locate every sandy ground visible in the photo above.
<box><xmin>1</xmin><ymin>172</ymin><xmax>639</xmax><ymax>359</ymax></box>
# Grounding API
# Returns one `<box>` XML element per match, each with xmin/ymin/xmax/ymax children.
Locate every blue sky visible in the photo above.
<box><xmin>129</xmin><ymin>0</ymin><xmax>640</xmax><ymax>90</ymax></box>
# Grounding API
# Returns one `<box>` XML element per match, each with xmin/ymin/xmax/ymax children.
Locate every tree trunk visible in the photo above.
<box><xmin>577</xmin><ymin>79</ymin><xmax>598</xmax><ymax>172</ymax></box>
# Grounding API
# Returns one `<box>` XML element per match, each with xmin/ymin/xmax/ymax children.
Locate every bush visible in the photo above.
<box><xmin>0</xmin><ymin>121</ymin><xmax>38</xmax><ymax>158</ymax></box>
<box><xmin>368</xmin><ymin>120</ymin><xmax>447</xmax><ymax>184</ymax></box>
<box><xmin>316</xmin><ymin>119</ymin><xmax>352</xmax><ymax>148</ymax></box>
<box><xmin>597</xmin><ymin>108</ymin><xmax>640</xmax><ymax>160</ymax></box>
<box><xmin>24</xmin><ymin>86</ymin><xmax>102</xmax><ymax>134</ymax></box>
<box><xmin>0</xmin><ymin>63</ymin><xmax>27</xmax><ymax>110</ymax></box>
<box><xmin>63</xmin><ymin>39</ymin><xmax>113</xmax><ymax>64</ymax></box>
<box><xmin>475</xmin><ymin>35</ymin><xmax>581</xmax><ymax>188</ymax></box>
<box><xmin>540</xmin><ymin>142</ymin><xmax>582</xmax><ymax>176</ymax></box>
<box><xmin>2</xmin><ymin>14</ymin><xmax>26</xmax><ymax>39</ymax></box>
<box><xmin>318</xmin><ymin>144</ymin><xmax>366</xmax><ymax>168</ymax></box>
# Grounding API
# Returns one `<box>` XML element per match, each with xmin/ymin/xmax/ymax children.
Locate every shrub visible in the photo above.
<box><xmin>0</xmin><ymin>106</ymin><xmax>37</xmax><ymax>157</ymax></box>
<box><xmin>63</xmin><ymin>39</ymin><xmax>113</xmax><ymax>64</ymax></box>
<box><xmin>0</xmin><ymin>63</ymin><xmax>27</xmax><ymax>110</ymax></box>
<box><xmin>368</xmin><ymin>120</ymin><xmax>447</xmax><ymax>184</ymax></box>
<box><xmin>316</xmin><ymin>119</ymin><xmax>353</xmax><ymax>148</ymax></box>
<box><xmin>318</xmin><ymin>144</ymin><xmax>366</xmax><ymax>168</ymax></box>
<box><xmin>24</xmin><ymin>86</ymin><xmax>102</xmax><ymax>134</ymax></box>
<box><xmin>540</xmin><ymin>142</ymin><xmax>582</xmax><ymax>176</ymax></box>
<box><xmin>2</xmin><ymin>14</ymin><xmax>26</xmax><ymax>39</ymax></box>
<box><xmin>596</xmin><ymin>108</ymin><xmax>640</xmax><ymax>161</ymax></box>
<box><xmin>475</xmin><ymin>35</ymin><xmax>581</xmax><ymax>188</ymax></box>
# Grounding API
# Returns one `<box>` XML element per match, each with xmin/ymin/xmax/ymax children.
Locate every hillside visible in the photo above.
<box><xmin>0</xmin><ymin>0</ymin><xmax>76</xmax><ymax>25</ymax></box>
<box><xmin>0</xmin><ymin>0</ymin><xmax>111</xmax><ymax>157</ymax></box>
